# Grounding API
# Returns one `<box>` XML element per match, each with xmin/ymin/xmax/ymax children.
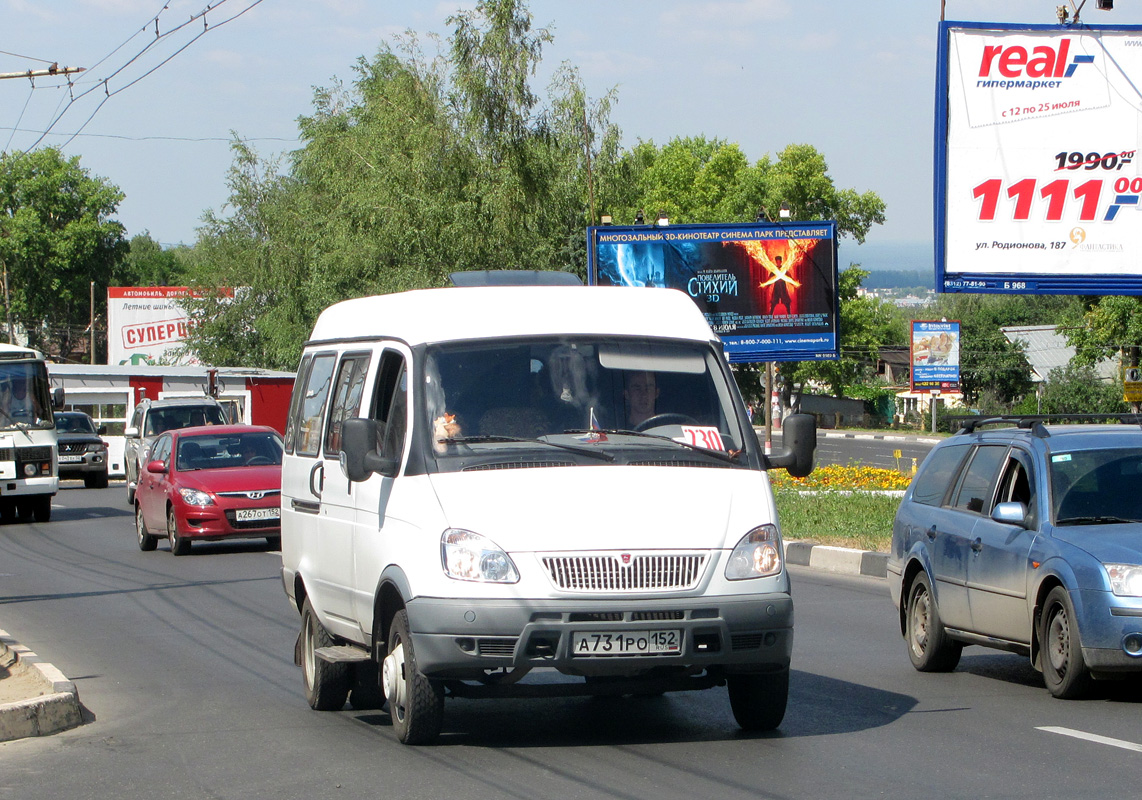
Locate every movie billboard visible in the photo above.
<box><xmin>911</xmin><ymin>320</ymin><xmax>961</xmax><ymax>394</ymax></box>
<box><xmin>587</xmin><ymin>222</ymin><xmax>839</xmax><ymax>362</ymax></box>
<box><xmin>937</xmin><ymin>21</ymin><xmax>1142</xmax><ymax>295</ymax></box>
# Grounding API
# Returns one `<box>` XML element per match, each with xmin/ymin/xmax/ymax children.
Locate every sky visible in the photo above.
<box><xmin>5</xmin><ymin>0</ymin><xmax>1142</xmax><ymax>274</ymax></box>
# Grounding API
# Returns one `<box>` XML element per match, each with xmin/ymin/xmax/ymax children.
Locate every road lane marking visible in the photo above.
<box><xmin>1037</xmin><ymin>726</ymin><xmax>1142</xmax><ymax>753</ymax></box>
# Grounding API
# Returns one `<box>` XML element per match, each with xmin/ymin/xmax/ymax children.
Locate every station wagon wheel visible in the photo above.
<box><xmin>167</xmin><ymin>507</ymin><xmax>191</xmax><ymax>556</ymax></box>
<box><xmin>1040</xmin><ymin>586</ymin><xmax>1092</xmax><ymax>699</ymax></box>
<box><xmin>383</xmin><ymin>609</ymin><xmax>444</xmax><ymax>744</ymax></box>
<box><xmin>906</xmin><ymin>572</ymin><xmax>962</xmax><ymax>672</ymax></box>
<box><xmin>727</xmin><ymin>668</ymin><xmax>789</xmax><ymax>731</ymax></box>
<box><xmin>136</xmin><ymin>504</ymin><xmax>157</xmax><ymax>551</ymax></box>
<box><xmin>301</xmin><ymin>598</ymin><xmax>350</xmax><ymax>711</ymax></box>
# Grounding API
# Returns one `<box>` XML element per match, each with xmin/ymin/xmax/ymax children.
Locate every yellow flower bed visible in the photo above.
<box><xmin>769</xmin><ymin>463</ymin><xmax>913</xmax><ymax>491</ymax></box>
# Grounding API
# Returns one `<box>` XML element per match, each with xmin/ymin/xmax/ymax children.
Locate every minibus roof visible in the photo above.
<box><xmin>308</xmin><ymin>286</ymin><xmax>719</xmax><ymax>347</ymax></box>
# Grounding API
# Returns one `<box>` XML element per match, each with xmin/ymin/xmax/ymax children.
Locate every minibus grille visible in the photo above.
<box><xmin>541</xmin><ymin>552</ymin><xmax>708</xmax><ymax>593</ymax></box>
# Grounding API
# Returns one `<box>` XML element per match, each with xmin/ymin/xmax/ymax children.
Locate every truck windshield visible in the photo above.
<box><xmin>0</xmin><ymin>362</ymin><xmax>53</xmax><ymax>430</ymax></box>
<box><xmin>423</xmin><ymin>337</ymin><xmax>749</xmax><ymax>466</ymax></box>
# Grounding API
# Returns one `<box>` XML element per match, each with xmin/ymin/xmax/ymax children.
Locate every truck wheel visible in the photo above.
<box><xmin>1040</xmin><ymin>586</ymin><xmax>1092</xmax><ymax>699</ymax></box>
<box><xmin>136</xmin><ymin>504</ymin><xmax>157</xmax><ymax>551</ymax></box>
<box><xmin>32</xmin><ymin>496</ymin><xmax>51</xmax><ymax>523</ymax></box>
<box><xmin>301</xmin><ymin>598</ymin><xmax>350</xmax><ymax>710</ymax></box>
<box><xmin>906</xmin><ymin>572</ymin><xmax>962</xmax><ymax>672</ymax></box>
<box><xmin>167</xmin><ymin>507</ymin><xmax>191</xmax><ymax>556</ymax></box>
<box><xmin>727</xmin><ymin>668</ymin><xmax>789</xmax><ymax>731</ymax></box>
<box><xmin>383</xmin><ymin>609</ymin><xmax>443</xmax><ymax>744</ymax></box>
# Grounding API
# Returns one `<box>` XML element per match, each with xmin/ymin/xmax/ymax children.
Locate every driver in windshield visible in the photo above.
<box><xmin>4</xmin><ymin>376</ymin><xmax>41</xmax><ymax>422</ymax></box>
<box><xmin>623</xmin><ymin>371</ymin><xmax>660</xmax><ymax>428</ymax></box>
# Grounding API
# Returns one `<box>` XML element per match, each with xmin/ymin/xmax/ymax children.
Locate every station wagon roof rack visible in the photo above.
<box><xmin>955</xmin><ymin>413</ymin><xmax>1142</xmax><ymax>436</ymax></box>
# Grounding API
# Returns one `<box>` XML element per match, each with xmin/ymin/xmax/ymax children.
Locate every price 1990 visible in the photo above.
<box><xmin>1054</xmin><ymin>150</ymin><xmax>1134</xmax><ymax>171</ymax></box>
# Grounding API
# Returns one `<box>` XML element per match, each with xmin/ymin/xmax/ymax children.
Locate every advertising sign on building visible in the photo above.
<box><xmin>937</xmin><ymin>21</ymin><xmax>1142</xmax><ymax>295</ymax></box>
<box><xmin>586</xmin><ymin>221</ymin><xmax>840</xmax><ymax>362</ymax></box>
<box><xmin>911</xmin><ymin>320</ymin><xmax>961</xmax><ymax>394</ymax></box>
<box><xmin>107</xmin><ymin>287</ymin><xmax>207</xmax><ymax>366</ymax></box>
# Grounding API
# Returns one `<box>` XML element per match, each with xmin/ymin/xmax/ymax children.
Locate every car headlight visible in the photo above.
<box><xmin>441</xmin><ymin>529</ymin><xmax>519</xmax><ymax>583</ymax></box>
<box><xmin>86</xmin><ymin>443</ymin><xmax>106</xmax><ymax>452</ymax></box>
<box><xmin>725</xmin><ymin>524</ymin><xmax>783</xmax><ymax>580</ymax></box>
<box><xmin>178</xmin><ymin>487</ymin><xmax>214</xmax><ymax>507</ymax></box>
<box><xmin>1105</xmin><ymin>564</ymin><xmax>1142</xmax><ymax>597</ymax></box>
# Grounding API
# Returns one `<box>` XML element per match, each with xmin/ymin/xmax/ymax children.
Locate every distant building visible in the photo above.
<box><xmin>1000</xmin><ymin>325</ymin><xmax>1117</xmax><ymax>384</ymax></box>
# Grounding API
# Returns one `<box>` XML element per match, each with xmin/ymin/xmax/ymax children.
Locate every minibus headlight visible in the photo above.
<box><xmin>725</xmin><ymin>524</ymin><xmax>783</xmax><ymax>580</ymax></box>
<box><xmin>441</xmin><ymin>529</ymin><xmax>520</xmax><ymax>583</ymax></box>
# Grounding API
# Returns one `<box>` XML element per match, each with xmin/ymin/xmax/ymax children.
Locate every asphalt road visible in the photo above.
<box><xmin>2</xmin><ymin>484</ymin><xmax>1140</xmax><ymax>799</ymax></box>
<box><xmin>767</xmin><ymin>427</ymin><xmax>936</xmax><ymax>471</ymax></box>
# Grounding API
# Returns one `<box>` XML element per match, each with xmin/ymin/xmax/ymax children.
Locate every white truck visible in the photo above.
<box><xmin>0</xmin><ymin>343</ymin><xmax>64</xmax><ymax>522</ymax></box>
<box><xmin>279</xmin><ymin>280</ymin><xmax>815</xmax><ymax>744</ymax></box>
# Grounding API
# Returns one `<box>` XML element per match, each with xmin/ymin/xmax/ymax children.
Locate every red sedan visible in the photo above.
<box><xmin>134</xmin><ymin>424</ymin><xmax>283</xmax><ymax>556</ymax></box>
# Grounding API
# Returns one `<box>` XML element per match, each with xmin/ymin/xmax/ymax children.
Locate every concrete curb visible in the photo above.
<box><xmin>785</xmin><ymin>540</ymin><xmax>888</xmax><ymax>579</ymax></box>
<box><xmin>0</xmin><ymin>629</ymin><xmax>83</xmax><ymax>742</ymax></box>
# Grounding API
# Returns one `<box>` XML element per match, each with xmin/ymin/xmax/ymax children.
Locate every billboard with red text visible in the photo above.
<box><xmin>107</xmin><ymin>287</ymin><xmax>227</xmax><ymax>366</ymax></box>
<box><xmin>937</xmin><ymin>21</ymin><xmax>1142</xmax><ymax>294</ymax></box>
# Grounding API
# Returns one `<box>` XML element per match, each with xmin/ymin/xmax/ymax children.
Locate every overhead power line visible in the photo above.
<box><xmin>4</xmin><ymin>0</ymin><xmax>265</xmax><ymax>153</ymax></box>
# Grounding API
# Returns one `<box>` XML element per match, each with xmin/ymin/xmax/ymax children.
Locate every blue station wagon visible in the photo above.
<box><xmin>888</xmin><ymin>417</ymin><xmax>1142</xmax><ymax>698</ymax></box>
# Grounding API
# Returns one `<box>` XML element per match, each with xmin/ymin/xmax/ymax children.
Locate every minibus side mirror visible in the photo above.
<box><xmin>51</xmin><ymin>387</ymin><xmax>65</xmax><ymax>410</ymax></box>
<box><xmin>340</xmin><ymin>417</ymin><xmax>399</xmax><ymax>482</ymax></box>
<box><xmin>765</xmin><ymin>413</ymin><xmax>816</xmax><ymax>478</ymax></box>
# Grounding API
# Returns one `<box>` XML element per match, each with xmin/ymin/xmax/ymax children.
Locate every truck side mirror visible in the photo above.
<box><xmin>340</xmin><ymin>417</ymin><xmax>398</xmax><ymax>482</ymax></box>
<box><xmin>765</xmin><ymin>413</ymin><xmax>816</xmax><ymax>478</ymax></box>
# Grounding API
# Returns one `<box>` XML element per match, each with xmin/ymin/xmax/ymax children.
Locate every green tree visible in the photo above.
<box><xmin>609</xmin><ymin>139</ymin><xmax>885</xmax><ymax>243</ymax></box>
<box><xmin>119</xmin><ymin>232</ymin><xmax>186</xmax><ymax>287</ymax></box>
<box><xmin>0</xmin><ymin>148</ymin><xmax>127</xmax><ymax>358</ymax></box>
<box><xmin>1014</xmin><ymin>363</ymin><xmax>1127</xmax><ymax>415</ymax></box>
<box><xmin>184</xmin><ymin>0</ymin><xmax>618</xmax><ymax>368</ymax></box>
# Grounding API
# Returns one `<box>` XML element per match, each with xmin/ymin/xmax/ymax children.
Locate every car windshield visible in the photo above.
<box><xmin>1051</xmin><ymin>447</ymin><xmax>1142</xmax><ymax>524</ymax></box>
<box><xmin>146</xmin><ymin>405</ymin><xmax>227</xmax><ymax>435</ymax></box>
<box><xmin>55</xmin><ymin>414</ymin><xmax>96</xmax><ymax>434</ymax></box>
<box><xmin>176</xmin><ymin>431</ymin><xmax>284</xmax><ymax>471</ymax></box>
<box><xmin>422</xmin><ymin>336</ymin><xmax>748</xmax><ymax>468</ymax></box>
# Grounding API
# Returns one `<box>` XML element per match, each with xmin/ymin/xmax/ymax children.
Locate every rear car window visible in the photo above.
<box><xmin>911</xmin><ymin>443</ymin><xmax>971</xmax><ymax>506</ymax></box>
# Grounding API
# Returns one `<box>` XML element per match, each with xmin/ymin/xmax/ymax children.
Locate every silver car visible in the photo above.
<box><xmin>124</xmin><ymin>397</ymin><xmax>227</xmax><ymax>504</ymax></box>
<box><xmin>888</xmin><ymin>417</ymin><xmax>1142</xmax><ymax>698</ymax></box>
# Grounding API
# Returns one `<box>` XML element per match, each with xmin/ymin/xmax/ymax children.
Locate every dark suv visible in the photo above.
<box><xmin>888</xmin><ymin>416</ymin><xmax>1142</xmax><ymax>698</ymax></box>
<box><xmin>124</xmin><ymin>397</ymin><xmax>227</xmax><ymax>504</ymax></box>
<box><xmin>55</xmin><ymin>410</ymin><xmax>109</xmax><ymax>488</ymax></box>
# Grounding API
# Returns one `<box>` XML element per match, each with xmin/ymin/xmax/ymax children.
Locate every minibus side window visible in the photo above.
<box><xmin>283</xmin><ymin>354</ymin><xmax>312</xmax><ymax>454</ymax></box>
<box><xmin>295</xmin><ymin>353</ymin><xmax>336</xmax><ymax>458</ymax></box>
<box><xmin>324</xmin><ymin>353</ymin><xmax>370</xmax><ymax>456</ymax></box>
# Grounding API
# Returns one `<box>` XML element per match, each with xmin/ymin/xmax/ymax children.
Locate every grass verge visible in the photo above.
<box><xmin>769</xmin><ymin>464</ymin><xmax>911</xmax><ymax>553</ymax></box>
<box><xmin>773</xmin><ymin>488</ymin><xmax>899</xmax><ymax>553</ymax></box>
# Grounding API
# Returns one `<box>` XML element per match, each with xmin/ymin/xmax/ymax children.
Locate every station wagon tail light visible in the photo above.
<box><xmin>441</xmin><ymin>529</ymin><xmax>519</xmax><ymax>583</ymax></box>
<box><xmin>725</xmin><ymin>524</ymin><xmax>782</xmax><ymax>580</ymax></box>
<box><xmin>1105</xmin><ymin>564</ymin><xmax>1142</xmax><ymax>597</ymax></box>
<box><xmin>178</xmin><ymin>487</ymin><xmax>215</xmax><ymax>507</ymax></box>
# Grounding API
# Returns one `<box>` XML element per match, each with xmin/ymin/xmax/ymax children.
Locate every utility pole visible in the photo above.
<box><xmin>0</xmin><ymin>65</ymin><xmax>85</xmax><ymax>81</ymax></box>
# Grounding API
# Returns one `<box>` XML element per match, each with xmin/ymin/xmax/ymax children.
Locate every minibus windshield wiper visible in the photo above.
<box><xmin>438</xmin><ymin>435</ymin><xmax>615</xmax><ymax>462</ymax></box>
<box><xmin>562</xmin><ymin>429</ymin><xmax>743</xmax><ymax>464</ymax></box>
